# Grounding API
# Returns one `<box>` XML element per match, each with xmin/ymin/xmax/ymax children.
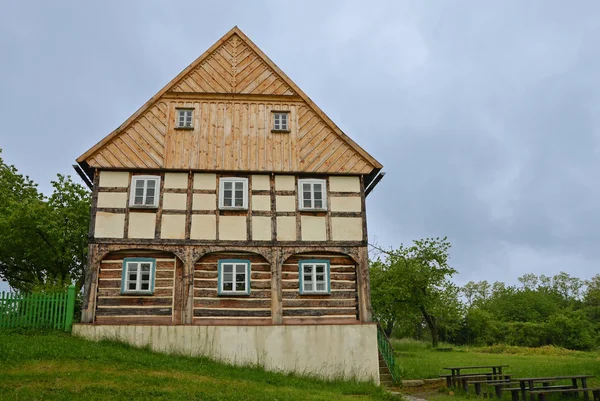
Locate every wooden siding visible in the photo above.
<box><xmin>193</xmin><ymin>252</ymin><xmax>272</xmax><ymax>325</ymax></box>
<box><xmin>281</xmin><ymin>253</ymin><xmax>358</xmax><ymax>325</ymax></box>
<box><xmin>171</xmin><ymin>34</ymin><xmax>294</xmax><ymax>96</ymax></box>
<box><xmin>95</xmin><ymin>250</ymin><xmax>177</xmax><ymax>325</ymax></box>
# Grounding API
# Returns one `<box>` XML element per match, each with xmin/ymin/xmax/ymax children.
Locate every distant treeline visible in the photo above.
<box><xmin>370</xmin><ymin>238</ymin><xmax>600</xmax><ymax>351</ymax></box>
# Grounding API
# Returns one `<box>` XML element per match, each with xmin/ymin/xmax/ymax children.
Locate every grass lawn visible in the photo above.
<box><xmin>0</xmin><ymin>330</ymin><xmax>395</xmax><ymax>401</ymax></box>
<box><xmin>393</xmin><ymin>339</ymin><xmax>600</xmax><ymax>400</ymax></box>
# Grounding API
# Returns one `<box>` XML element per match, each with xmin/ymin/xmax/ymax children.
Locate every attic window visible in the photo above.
<box><xmin>176</xmin><ymin>109</ymin><xmax>193</xmax><ymax>129</ymax></box>
<box><xmin>272</xmin><ymin>111</ymin><xmax>289</xmax><ymax>132</ymax></box>
<box><xmin>130</xmin><ymin>176</ymin><xmax>160</xmax><ymax>208</ymax></box>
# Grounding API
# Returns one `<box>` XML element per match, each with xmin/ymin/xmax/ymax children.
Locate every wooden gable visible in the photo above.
<box><xmin>77</xmin><ymin>27</ymin><xmax>382</xmax><ymax>175</ymax></box>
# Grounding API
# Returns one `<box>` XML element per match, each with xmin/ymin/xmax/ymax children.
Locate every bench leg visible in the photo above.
<box><xmin>539</xmin><ymin>393</ymin><xmax>546</xmax><ymax>401</ymax></box>
<box><xmin>475</xmin><ymin>383</ymin><xmax>482</xmax><ymax>396</ymax></box>
<box><xmin>446</xmin><ymin>376</ymin><xmax>452</xmax><ymax>388</ymax></box>
<box><xmin>511</xmin><ymin>390</ymin><xmax>520</xmax><ymax>401</ymax></box>
<box><xmin>591</xmin><ymin>390</ymin><xmax>599</xmax><ymax>401</ymax></box>
<box><xmin>495</xmin><ymin>385</ymin><xmax>502</xmax><ymax>399</ymax></box>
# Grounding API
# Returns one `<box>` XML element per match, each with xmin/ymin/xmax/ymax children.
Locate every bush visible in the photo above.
<box><xmin>546</xmin><ymin>310</ymin><xmax>596</xmax><ymax>351</ymax></box>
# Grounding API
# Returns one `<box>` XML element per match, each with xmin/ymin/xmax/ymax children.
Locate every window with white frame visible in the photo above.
<box><xmin>273</xmin><ymin>112</ymin><xmax>289</xmax><ymax>131</ymax></box>
<box><xmin>176</xmin><ymin>109</ymin><xmax>193</xmax><ymax>128</ymax></box>
<box><xmin>298</xmin><ymin>179</ymin><xmax>326</xmax><ymax>210</ymax></box>
<box><xmin>218</xmin><ymin>260</ymin><xmax>250</xmax><ymax>295</ymax></box>
<box><xmin>130</xmin><ymin>176</ymin><xmax>160</xmax><ymax>207</ymax></box>
<box><xmin>219</xmin><ymin>177</ymin><xmax>248</xmax><ymax>209</ymax></box>
<box><xmin>122</xmin><ymin>258</ymin><xmax>155</xmax><ymax>294</ymax></box>
<box><xmin>299</xmin><ymin>260</ymin><xmax>329</xmax><ymax>294</ymax></box>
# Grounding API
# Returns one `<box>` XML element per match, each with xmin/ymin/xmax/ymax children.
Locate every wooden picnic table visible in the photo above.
<box><xmin>513</xmin><ymin>375</ymin><xmax>596</xmax><ymax>401</ymax></box>
<box><xmin>443</xmin><ymin>365</ymin><xmax>509</xmax><ymax>387</ymax></box>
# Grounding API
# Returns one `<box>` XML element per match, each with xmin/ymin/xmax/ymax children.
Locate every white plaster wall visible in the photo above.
<box><xmin>219</xmin><ymin>216</ymin><xmax>247</xmax><ymax>240</ymax></box>
<box><xmin>194</xmin><ymin>173</ymin><xmax>217</xmax><ymax>190</ymax></box>
<box><xmin>276</xmin><ymin>195</ymin><xmax>295</xmax><ymax>212</ymax></box>
<box><xmin>301</xmin><ymin>216</ymin><xmax>326</xmax><ymax>241</ymax></box>
<box><xmin>192</xmin><ymin>194</ymin><xmax>216</xmax><ymax>210</ymax></box>
<box><xmin>161</xmin><ymin>215</ymin><xmax>186</xmax><ymax>239</ymax></box>
<box><xmin>72</xmin><ymin>324</ymin><xmax>380</xmax><ymax>383</ymax></box>
<box><xmin>275</xmin><ymin>175</ymin><xmax>294</xmax><ymax>190</ymax></box>
<box><xmin>329</xmin><ymin>176</ymin><xmax>360</xmax><ymax>192</ymax></box>
<box><xmin>330</xmin><ymin>197</ymin><xmax>361</xmax><ymax>212</ymax></box>
<box><xmin>331</xmin><ymin>217</ymin><xmax>363</xmax><ymax>241</ymax></box>
<box><xmin>97</xmin><ymin>192</ymin><xmax>127</xmax><ymax>208</ymax></box>
<box><xmin>95</xmin><ymin>212</ymin><xmax>125</xmax><ymax>238</ymax></box>
<box><xmin>99</xmin><ymin>171</ymin><xmax>129</xmax><ymax>187</ymax></box>
<box><xmin>191</xmin><ymin>215</ymin><xmax>216</xmax><ymax>240</ymax></box>
<box><xmin>252</xmin><ymin>175</ymin><xmax>270</xmax><ymax>190</ymax></box>
<box><xmin>128</xmin><ymin>213</ymin><xmax>156</xmax><ymax>239</ymax></box>
<box><xmin>252</xmin><ymin>216</ymin><xmax>271</xmax><ymax>240</ymax></box>
<box><xmin>276</xmin><ymin>216</ymin><xmax>296</xmax><ymax>241</ymax></box>
<box><xmin>163</xmin><ymin>193</ymin><xmax>187</xmax><ymax>210</ymax></box>
<box><xmin>251</xmin><ymin>195</ymin><xmax>270</xmax><ymax>211</ymax></box>
<box><xmin>164</xmin><ymin>172</ymin><xmax>188</xmax><ymax>189</ymax></box>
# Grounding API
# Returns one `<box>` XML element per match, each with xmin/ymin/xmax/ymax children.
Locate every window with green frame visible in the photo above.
<box><xmin>218</xmin><ymin>259</ymin><xmax>251</xmax><ymax>295</ymax></box>
<box><xmin>121</xmin><ymin>258</ymin><xmax>156</xmax><ymax>294</ymax></box>
<box><xmin>299</xmin><ymin>260</ymin><xmax>330</xmax><ymax>294</ymax></box>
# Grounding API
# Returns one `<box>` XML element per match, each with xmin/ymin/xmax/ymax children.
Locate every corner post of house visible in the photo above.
<box><xmin>356</xmin><ymin>245</ymin><xmax>373</xmax><ymax>322</ymax></box>
<box><xmin>81</xmin><ymin>243</ymin><xmax>98</xmax><ymax>323</ymax></box>
<box><xmin>271</xmin><ymin>249</ymin><xmax>283</xmax><ymax>324</ymax></box>
<box><xmin>182</xmin><ymin>247</ymin><xmax>195</xmax><ymax>325</ymax></box>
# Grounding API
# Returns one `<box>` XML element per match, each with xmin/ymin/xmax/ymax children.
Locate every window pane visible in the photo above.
<box><xmin>303</xmin><ymin>265</ymin><xmax>312</xmax><ymax>274</ymax></box>
<box><xmin>223</xmin><ymin>264</ymin><xmax>233</xmax><ymax>273</ymax></box>
<box><xmin>223</xmin><ymin>273</ymin><xmax>233</xmax><ymax>282</ymax></box>
<box><xmin>128</xmin><ymin>283</ymin><xmax>136</xmax><ymax>290</ymax></box>
<box><xmin>316</xmin><ymin>283</ymin><xmax>325</xmax><ymax>291</ymax></box>
<box><xmin>236</xmin><ymin>273</ymin><xmax>245</xmax><ymax>282</ymax></box>
<box><xmin>224</xmin><ymin>189</ymin><xmax>232</xmax><ymax>198</ymax></box>
<box><xmin>134</xmin><ymin>196</ymin><xmax>143</xmax><ymax>205</ymax></box>
<box><xmin>223</xmin><ymin>282</ymin><xmax>233</xmax><ymax>291</ymax></box>
<box><xmin>145</xmin><ymin>196</ymin><xmax>154</xmax><ymax>205</ymax></box>
<box><xmin>146</xmin><ymin>180</ymin><xmax>155</xmax><ymax>189</ymax></box>
<box><xmin>224</xmin><ymin>182</ymin><xmax>232</xmax><ymax>190</ymax></box>
<box><xmin>141</xmin><ymin>274</ymin><xmax>150</xmax><ymax>282</ymax></box>
<box><xmin>136</xmin><ymin>180</ymin><xmax>145</xmax><ymax>189</ymax></box>
<box><xmin>303</xmin><ymin>282</ymin><xmax>312</xmax><ymax>291</ymax></box>
<box><xmin>141</xmin><ymin>264</ymin><xmax>150</xmax><ymax>271</ymax></box>
<box><xmin>135</xmin><ymin>187</ymin><xmax>144</xmax><ymax>197</ymax></box>
<box><xmin>146</xmin><ymin>187</ymin><xmax>155</xmax><ymax>196</ymax></box>
<box><xmin>141</xmin><ymin>283</ymin><xmax>149</xmax><ymax>290</ymax></box>
<box><xmin>316</xmin><ymin>265</ymin><xmax>324</xmax><ymax>273</ymax></box>
<box><xmin>129</xmin><ymin>273</ymin><xmax>137</xmax><ymax>281</ymax></box>
<box><xmin>237</xmin><ymin>281</ymin><xmax>246</xmax><ymax>292</ymax></box>
<box><xmin>235</xmin><ymin>182</ymin><xmax>243</xmax><ymax>190</ymax></box>
<box><xmin>314</xmin><ymin>199</ymin><xmax>322</xmax><ymax>209</ymax></box>
<box><xmin>302</xmin><ymin>183</ymin><xmax>311</xmax><ymax>192</ymax></box>
<box><xmin>236</xmin><ymin>265</ymin><xmax>245</xmax><ymax>273</ymax></box>
<box><xmin>224</xmin><ymin>198</ymin><xmax>232</xmax><ymax>207</ymax></box>
<box><xmin>316</xmin><ymin>274</ymin><xmax>324</xmax><ymax>282</ymax></box>
<box><xmin>303</xmin><ymin>199</ymin><xmax>311</xmax><ymax>208</ymax></box>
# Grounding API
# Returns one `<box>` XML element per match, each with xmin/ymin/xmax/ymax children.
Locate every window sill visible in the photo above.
<box><xmin>219</xmin><ymin>207</ymin><xmax>248</xmax><ymax>211</ymax></box>
<box><xmin>219</xmin><ymin>292</ymin><xmax>250</xmax><ymax>296</ymax></box>
<box><xmin>121</xmin><ymin>291</ymin><xmax>154</xmax><ymax>296</ymax></box>
<box><xmin>299</xmin><ymin>208</ymin><xmax>327</xmax><ymax>212</ymax></box>
<box><xmin>175</xmin><ymin>126</ymin><xmax>194</xmax><ymax>130</ymax></box>
<box><xmin>300</xmin><ymin>292</ymin><xmax>331</xmax><ymax>296</ymax></box>
<box><xmin>271</xmin><ymin>129</ymin><xmax>291</xmax><ymax>133</ymax></box>
<box><xmin>129</xmin><ymin>205</ymin><xmax>159</xmax><ymax>210</ymax></box>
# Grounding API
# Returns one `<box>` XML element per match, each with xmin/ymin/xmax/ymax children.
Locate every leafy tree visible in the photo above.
<box><xmin>370</xmin><ymin>237</ymin><xmax>462</xmax><ymax>347</ymax></box>
<box><xmin>0</xmin><ymin>150</ymin><xmax>90</xmax><ymax>292</ymax></box>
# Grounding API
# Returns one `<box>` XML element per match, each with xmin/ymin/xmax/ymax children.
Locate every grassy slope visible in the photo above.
<box><xmin>0</xmin><ymin>331</ymin><xmax>395</xmax><ymax>401</ymax></box>
<box><xmin>394</xmin><ymin>339</ymin><xmax>600</xmax><ymax>386</ymax></box>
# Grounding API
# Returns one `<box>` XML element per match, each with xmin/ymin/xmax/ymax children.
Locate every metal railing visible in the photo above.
<box><xmin>376</xmin><ymin>322</ymin><xmax>399</xmax><ymax>383</ymax></box>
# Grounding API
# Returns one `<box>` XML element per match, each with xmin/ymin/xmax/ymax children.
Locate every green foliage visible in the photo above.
<box><xmin>0</xmin><ymin>331</ymin><xmax>394</xmax><ymax>401</ymax></box>
<box><xmin>0</xmin><ymin>149</ymin><xmax>90</xmax><ymax>292</ymax></box>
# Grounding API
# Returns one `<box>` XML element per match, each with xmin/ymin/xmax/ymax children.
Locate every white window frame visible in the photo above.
<box><xmin>299</xmin><ymin>260</ymin><xmax>330</xmax><ymax>294</ymax></box>
<box><xmin>129</xmin><ymin>175</ymin><xmax>160</xmax><ymax>208</ymax></box>
<box><xmin>122</xmin><ymin>259</ymin><xmax>155</xmax><ymax>295</ymax></box>
<box><xmin>218</xmin><ymin>177</ymin><xmax>248</xmax><ymax>209</ymax></box>
<box><xmin>273</xmin><ymin>112</ymin><xmax>289</xmax><ymax>131</ymax></box>
<box><xmin>218</xmin><ymin>260</ymin><xmax>251</xmax><ymax>295</ymax></box>
<box><xmin>176</xmin><ymin>108</ymin><xmax>194</xmax><ymax>128</ymax></box>
<box><xmin>298</xmin><ymin>179</ymin><xmax>327</xmax><ymax>211</ymax></box>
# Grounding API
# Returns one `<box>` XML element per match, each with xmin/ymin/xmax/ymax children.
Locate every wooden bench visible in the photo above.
<box><xmin>503</xmin><ymin>385</ymin><xmax>574</xmax><ymax>401</ymax></box>
<box><xmin>530</xmin><ymin>387</ymin><xmax>600</xmax><ymax>401</ymax></box>
<box><xmin>439</xmin><ymin>372</ymin><xmax>497</xmax><ymax>388</ymax></box>
<box><xmin>466</xmin><ymin>378</ymin><xmax>512</xmax><ymax>397</ymax></box>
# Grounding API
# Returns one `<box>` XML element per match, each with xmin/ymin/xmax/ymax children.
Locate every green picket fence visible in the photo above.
<box><xmin>0</xmin><ymin>285</ymin><xmax>76</xmax><ymax>331</ymax></box>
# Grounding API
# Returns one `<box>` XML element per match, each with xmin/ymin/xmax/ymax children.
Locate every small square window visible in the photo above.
<box><xmin>219</xmin><ymin>260</ymin><xmax>250</xmax><ymax>295</ymax></box>
<box><xmin>122</xmin><ymin>258</ymin><xmax>155</xmax><ymax>294</ymax></box>
<box><xmin>129</xmin><ymin>176</ymin><xmax>160</xmax><ymax>208</ymax></box>
<box><xmin>272</xmin><ymin>112</ymin><xmax>289</xmax><ymax>131</ymax></box>
<box><xmin>299</xmin><ymin>261</ymin><xmax>330</xmax><ymax>294</ymax></box>
<box><xmin>176</xmin><ymin>109</ymin><xmax>193</xmax><ymax>128</ymax></box>
<box><xmin>219</xmin><ymin>177</ymin><xmax>248</xmax><ymax>209</ymax></box>
<box><xmin>298</xmin><ymin>179</ymin><xmax>326</xmax><ymax>210</ymax></box>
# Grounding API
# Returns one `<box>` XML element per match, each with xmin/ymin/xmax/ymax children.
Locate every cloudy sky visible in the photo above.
<box><xmin>1</xmin><ymin>1</ymin><xmax>599</xmax><ymax>292</ymax></box>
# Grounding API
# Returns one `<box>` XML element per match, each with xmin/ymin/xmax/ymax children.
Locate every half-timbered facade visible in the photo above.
<box><xmin>73</xmin><ymin>27</ymin><xmax>385</xmax><ymax>382</ymax></box>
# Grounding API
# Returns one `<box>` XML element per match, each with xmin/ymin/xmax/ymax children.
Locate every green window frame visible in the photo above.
<box><xmin>218</xmin><ymin>259</ymin><xmax>251</xmax><ymax>295</ymax></box>
<box><xmin>299</xmin><ymin>259</ymin><xmax>330</xmax><ymax>294</ymax></box>
<box><xmin>121</xmin><ymin>258</ymin><xmax>156</xmax><ymax>295</ymax></box>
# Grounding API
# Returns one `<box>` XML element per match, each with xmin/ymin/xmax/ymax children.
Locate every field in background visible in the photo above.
<box><xmin>0</xmin><ymin>331</ymin><xmax>394</xmax><ymax>401</ymax></box>
<box><xmin>394</xmin><ymin>338</ymin><xmax>600</xmax><ymax>387</ymax></box>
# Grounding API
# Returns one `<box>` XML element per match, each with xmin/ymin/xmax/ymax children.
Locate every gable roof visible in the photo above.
<box><xmin>76</xmin><ymin>26</ymin><xmax>382</xmax><ymax>179</ymax></box>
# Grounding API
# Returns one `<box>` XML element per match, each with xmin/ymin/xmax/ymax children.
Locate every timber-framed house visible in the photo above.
<box><xmin>73</xmin><ymin>27</ymin><xmax>385</xmax><ymax>382</ymax></box>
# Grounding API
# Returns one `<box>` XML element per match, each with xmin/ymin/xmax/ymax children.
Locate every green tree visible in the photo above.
<box><xmin>0</xmin><ymin>150</ymin><xmax>90</xmax><ymax>292</ymax></box>
<box><xmin>370</xmin><ymin>237</ymin><xmax>462</xmax><ymax>347</ymax></box>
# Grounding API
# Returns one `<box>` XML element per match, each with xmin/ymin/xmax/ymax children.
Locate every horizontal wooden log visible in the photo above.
<box><xmin>282</xmin><ymin>309</ymin><xmax>357</xmax><ymax>317</ymax></box>
<box><xmin>96</xmin><ymin>307</ymin><xmax>172</xmax><ymax>316</ymax></box>
<box><xmin>97</xmin><ymin>187</ymin><xmax>128</xmax><ymax>192</ymax></box>
<box><xmin>192</xmin><ymin>318</ymin><xmax>272</xmax><ymax>325</ymax></box>
<box><xmin>198</xmin><ymin>254</ymin><xmax>268</xmax><ymax>264</ymax></box>
<box><xmin>193</xmin><ymin>309</ymin><xmax>271</xmax><ymax>317</ymax></box>
<box><xmin>282</xmin><ymin>265</ymin><xmax>355</xmax><ymax>273</ymax></box>
<box><xmin>328</xmin><ymin>192</ymin><xmax>361</xmax><ymax>198</ymax></box>
<box><xmin>283</xmin><ymin>256</ymin><xmax>354</xmax><ymax>265</ymax></box>
<box><xmin>98</xmin><ymin>279</ymin><xmax>120</xmax><ymax>289</ymax></box>
<box><xmin>282</xmin><ymin>299</ymin><xmax>356</xmax><ymax>308</ymax></box>
<box><xmin>156</xmin><ymin>271</ymin><xmax>174</xmax><ymax>279</ymax></box>
<box><xmin>194</xmin><ymin>289</ymin><xmax>270</xmax><ymax>298</ymax></box>
<box><xmin>282</xmin><ymin>317</ymin><xmax>359</xmax><ymax>325</ymax></box>
<box><xmin>98</xmin><ymin>288</ymin><xmax>173</xmax><ymax>297</ymax></box>
<box><xmin>194</xmin><ymin>264</ymin><xmax>271</xmax><ymax>273</ymax></box>
<box><xmin>103</xmin><ymin>252</ymin><xmax>175</xmax><ymax>260</ymax></box>
<box><xmin>282</xmin><ymin>281</ymin><xmax>355</xmax><ymax>290</ymax></box>
<box><xmin>193</xmin><ymin>271</ymin><xmax>271</xmax><ymax>280</ymax></box>
<box><xmin>157</xmin><ymin>262</ymin><xmax>176</xmax><ymax>269</ymax></box>
<box><xmin>154</xmin><ymin>279</ymin><xmax>174</xmax><ymax>287</ymax></box>
<box><xmin>99</xmin><ymin>270</ymin><xmax>121</xmax><ymax>279</ymax></box>
<box><xmin>193</xmin><ymin>299</ymin><xmax>271</xmax><ymax>308</ymax></box>
<box><xmin>97</xmin><ymin>297</ymin><xmax>172</xmax><ymax>307</ymax></box>
<box><xmin>282</xmin><ymin>291</ymin><xmax>356</xmax><ymax>299</ymax></box>
<box><xmin>281</xmin><ymin>272</ymin><xmax>355</xmax><ymax>281</ymax></box>
<box><xmin>95</xmin><ymin>316</ymin><xmax>172</xmax><ymax>325</ymax></box>
<box><xmin>251</xmin><ymin>190</ymin><xmax>270</xmax><ymax>196</ymax></box>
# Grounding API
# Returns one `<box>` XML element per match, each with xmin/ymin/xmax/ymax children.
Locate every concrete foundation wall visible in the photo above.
<box><xmin>73</xmin><ymin>324</ymin><xmax>380</xmax><ymax>384</ymax></box>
